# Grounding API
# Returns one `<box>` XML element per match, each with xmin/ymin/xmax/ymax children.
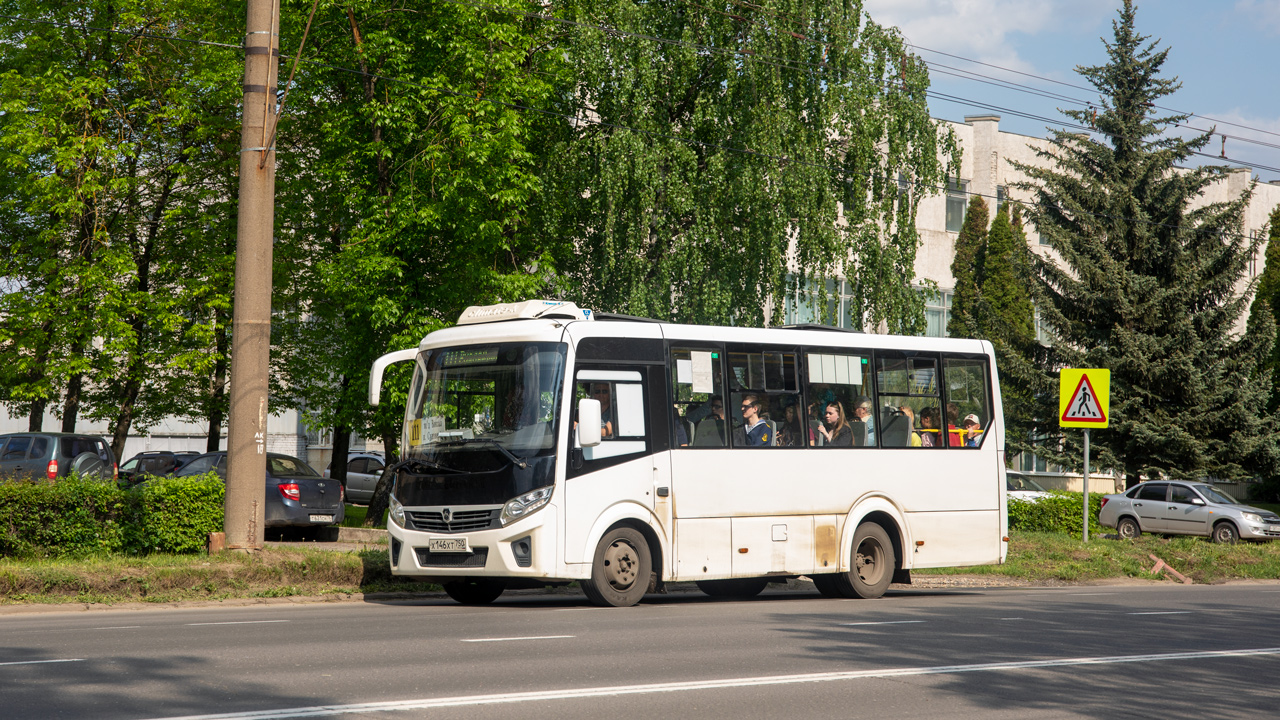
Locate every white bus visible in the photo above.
<box><xmin>369</xmin><ymin>299</ymin><xmax>1008</xmax><ymax>607</ymax></box>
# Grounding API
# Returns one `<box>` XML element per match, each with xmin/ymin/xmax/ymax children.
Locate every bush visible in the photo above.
<box><xmin>0</xmin><ymin>472</ymin><xmax>224</xmax><ymax>558</ymax></box>
<box><xmin>1008</xmin><ymin>490</ymin><xmax>1106</xmax><ymax>537</ymax></box>
<box><xmin>125</xmin><ymin>473</ymin><xmax>225</xmax><ymax>554</ymax></box>
<box><xmin>0</xmin><ymin>476</ymin><xmax>128</xmax><ymax>557</ymax></box>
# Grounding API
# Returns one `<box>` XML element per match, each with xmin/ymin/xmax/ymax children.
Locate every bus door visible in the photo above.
<box><xmin>564</xmin><ymin>365</ymin><xmax>668</xmax><ymax>565</ymax></box>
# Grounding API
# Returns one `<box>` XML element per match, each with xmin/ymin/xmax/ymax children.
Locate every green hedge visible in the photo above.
<box><xmin>0</xmin><ymin>473</ymin><xmax>224</xmax><ymax>558</ymax></box>
<box><xmin>1008</xmin><ymin>491</ymin><xmax>1106</xmax><ymax>537</ymax></box>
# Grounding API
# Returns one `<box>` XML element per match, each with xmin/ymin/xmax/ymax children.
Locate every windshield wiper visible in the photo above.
<box><xmin>398</xmin><ymin>457</ymin><xmax>460</xmax><ymax>474</ymax></box>
<box><xmin>437</xmin><ymin>437</ymin><xmax>529</xmax><ymax>469</ymax></box>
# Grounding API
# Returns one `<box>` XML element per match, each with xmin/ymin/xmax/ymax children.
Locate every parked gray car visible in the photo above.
<box><xmin>1098</xmin><ymin>481</ymin><xmax>1280</xmax><ymax>543</ymax></box>
<box><xmin>323</xmin><ymin>452</ymin><xmax>386</xmax><ymax>504</ymax></box>
<box><xmin>0</xmin><ymin>432</ymin><xmax>117</xmax><ymax>481</ymax></box>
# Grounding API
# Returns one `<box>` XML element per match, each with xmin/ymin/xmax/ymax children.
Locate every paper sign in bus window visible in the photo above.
<box><xmin>691</xmin><ymin>351</ymin><xmax>714</xmax><ymax>394</ymax></box>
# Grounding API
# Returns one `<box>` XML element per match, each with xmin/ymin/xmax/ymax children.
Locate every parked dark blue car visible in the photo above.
<box><xmin>174</xmin><ymin>451</ymin><xmax>345</xmax><ymax>528</ymax></box>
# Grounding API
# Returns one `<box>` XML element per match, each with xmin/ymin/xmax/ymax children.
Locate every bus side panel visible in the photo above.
<box><xmin>904</xmin><ymin>510</ymin><xmax>1003</xmax><ymax>568</ymax></box>
<box><xmin>731</xmin><ymin>516</ymin><xmax>816</xmax><ymax>577</ymax></box>
<box><xmin>563</xmin><ymin>455</ymin><xmax>657</xmax><ymax>565</ymax></box>
<box><xmin>674</xmin><ymin>518</ymin><xmax>732</xmax><ymax>579</ymax></box>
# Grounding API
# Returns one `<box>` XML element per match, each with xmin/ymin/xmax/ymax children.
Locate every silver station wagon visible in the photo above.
<box><xmin>1098</xmin><ymin>481</ymin><xmax>1280</xmax><ymax>543</ymax></box>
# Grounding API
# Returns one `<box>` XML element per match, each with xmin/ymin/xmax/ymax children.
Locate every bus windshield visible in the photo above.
<box><xmin>407</xmin><ymin>342</ymin><xmax>566</xmax><ymax>462</ymax></box>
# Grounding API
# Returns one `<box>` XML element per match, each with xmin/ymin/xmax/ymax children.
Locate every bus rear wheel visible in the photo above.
<box><xmin>582</xmin><ymin>527</ymin><xmax>651</xmax><ymax>607</ymax></box>
<box><xmin>443</xmin><ymin>578</ymin><xmax>506</xmax><ymax>605</ymax></box>
<box><xmin>695</xmin><ymin>578</ymin><xmax>769</xmax><ymax>599</ymax></box>
<box><xmin>830</xmin><ymin>522</ymin><xmax>896</xmax><ymax>599</ymax></box>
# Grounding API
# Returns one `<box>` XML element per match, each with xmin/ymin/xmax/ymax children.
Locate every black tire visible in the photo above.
<box><xmin>1117</xmin><ymin>516</ymin><xmax>1142</xmax><ymax>540</ymax></box>
<box><xmin>810</xmin><ymin>574</ymin><xmax>843</xmax><ymax>598</ymax></box>
<box><xmin>581</xmin><ymin>527</ymin><xmax>651</xmax><ymax>607</ymax></box>
<box><xmin>1212</xmin><ymin>521</ymin><xmax>1239</xmax><ymax>544</ymax></box>
<box><xmin>695</xmin><ymin>578</ymin><xmax>769</xmax><ymax>598</ymax></box>
<box><xmin>830</xmin><ymin>522</ymin><xmax>896</xmax><ymax>599</ymax></box>
<box><xmin>443</xmin><ymin>578</ymin><xmax>506</xmax><ymax>605</ymax></box>
<box><xmin>70</xmin><ymin>452</ymin><xmax>106</xmax><ymax>479</ymax></box>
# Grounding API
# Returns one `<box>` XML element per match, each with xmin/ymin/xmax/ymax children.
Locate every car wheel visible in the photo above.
<box><xmin>69</xmin><ymin>452</ymin><xmax>106</xmax><ymax>479</ymax></box>
<box><xmin>1117</xmin><ymin>517</ymin><xmax>1141</xmax><ymax>540</ymax></box>
<box><xmin>581</xmin><ymin>527</ymin><xmax>651</xmax><ymax>607</ymax></box>
<box><xmin>442</xmin><ymin>578</ymin><xmax>506</xmax><ymax>605</ymax></box>
<box><xmin>695</xmin><ymin>578</ymin><xmax>770</xmax><ymax>598</ymax></box>
<box><xmin>1212</xmin><ymin>522</ymin><xmax>1239</xmax><ymax>544</ymax></box>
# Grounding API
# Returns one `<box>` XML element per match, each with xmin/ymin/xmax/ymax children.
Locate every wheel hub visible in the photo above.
<box><xmin>604</xmin><ymin>540</ymin><xmax>638</xmax><ymax>589</ymax></box>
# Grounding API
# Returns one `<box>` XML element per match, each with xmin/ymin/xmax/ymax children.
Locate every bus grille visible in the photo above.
<box><xmin>416</xmin><ymin>547</ymin><xmax>489</xmax><ymax>568</ymax></box>
<box><xmin>407</xmin><ymin>509</ymin><xmax>497</xmax><ymax>533</ymax></box>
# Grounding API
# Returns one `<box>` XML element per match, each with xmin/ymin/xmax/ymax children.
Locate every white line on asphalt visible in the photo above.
<box><xmin>460</xmin><ymin>635</ymin><xmax>575</xmax><ymax>643</ymax></box>
<box><xmin>186</xmin><ymin>620</ymin><xmax>291</xmax><ymax>626</ymax></box>
<box><xmin>1127</xmin><ymin>611</ymin><xmax>1192</xmax><ymax>615</ymax></box>
<box><xmin>999</xmin><ymin>618</ymin><xmax>1025</xmax><ymax>621</ymax></box>
<box><xmin>94</xmin><ymin>626</ymin><xmax>142</xmax><ymax>630</ymax></box>
<box><xmin>0</xmin><ymin>659</ymin><xmax>83</xmax><ymax>667</ymax></box>
<box><xmin>838</xmin><ymin>620</ymin><xmax>926</xmax><ymax>626</ymax></box>
<box><xmin>141</xmin><ymin>646</ymin><xmax>1280</xmax><ymax>720</ymax></box>
<box><xmin>1069</xmin><ymin>593</ymin><xmax>1116</xmax><ymax>596</ymax></box>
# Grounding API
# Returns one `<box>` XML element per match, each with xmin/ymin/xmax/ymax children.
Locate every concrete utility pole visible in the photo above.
<box><xmin>224</xmin><ymin>0</ymin><xmax>280</xmax><ymax>552</ymax></box>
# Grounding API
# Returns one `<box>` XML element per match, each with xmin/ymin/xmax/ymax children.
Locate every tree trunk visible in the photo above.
<box><xmin>28</xmin><ymin>399</ymin><xmax>46</xmax><ymax>432</ymax></box>
<box><xmin>62</xmin><ymin>371</ymin><xmax>83</xmax><ymax>433</ymax></box>
<box><xmin>364</xmin><ymin>430</ymin><xmax>400</xmax><ymax>528</ymax></box>
<box><xmin>206</xmin><ymin>314</ymin><xmax>229</xmax><ymax>452</ymax></box>
<box><xmin>331</xmin><ymin>424</ymin><xmax>350</xmax><ymax>489</ymax></box>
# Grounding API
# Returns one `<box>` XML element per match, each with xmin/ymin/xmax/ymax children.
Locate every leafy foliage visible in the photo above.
<box><xmin>947</xmin><ymin>195</ymin><xmax>989</xmax><ymax>338</ymax></box>
<box><xmin>126</xmin><ymin>474</ymin><xmax>225</xmax><ymax>555</ymax></box>
<box><xmin>1007</xmin><ymin>492</ymin><xmax>1104</xmax><ymax>538</ymax></box>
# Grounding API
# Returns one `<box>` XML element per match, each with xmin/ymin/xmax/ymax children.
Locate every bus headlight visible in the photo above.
<box><xmin>501</xmin><ymin>486</ymin><xmax>553</xmax><ymax>526</ymax></box>
<box><xmin>389</xmin><ymin>493</ymin><xmax>406</xmax><ymax>528</ymax></box>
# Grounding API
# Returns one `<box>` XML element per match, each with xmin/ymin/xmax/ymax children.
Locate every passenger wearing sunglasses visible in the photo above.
<box><xmin>740</xmin><ymin>394</ymin><xmax>770</xmax><ymax>447</ymax></box>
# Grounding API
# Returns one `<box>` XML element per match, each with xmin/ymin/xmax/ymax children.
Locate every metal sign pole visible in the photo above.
<box><xmin>1082</xmin><ymin>429</ymin><xmax>1090</xmax><ymax>542</ymax></box>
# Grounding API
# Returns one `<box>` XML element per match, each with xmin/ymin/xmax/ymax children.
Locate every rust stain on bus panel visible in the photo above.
<box><xmin>815</xmin><ymin>517</ymin><xmax>839</xmax><ymax>569</ymax></box>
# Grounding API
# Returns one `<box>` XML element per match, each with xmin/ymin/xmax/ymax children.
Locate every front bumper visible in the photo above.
<box><xmin>387</xmin><ymin>505</ymin><xmax>557</xmax><ymax>578</ymax></box>
<box><xmin>1239</xmin><ymin>520</ymin><xmax>1280</xmax><ymax>540</ymax></box>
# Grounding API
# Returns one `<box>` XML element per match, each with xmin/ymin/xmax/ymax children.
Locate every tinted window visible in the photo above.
<box><xmin>367</xmin><ymin>459</ymin><xmax>385</xmax><ymax>473</ymax></box>
<box><xmin>805</xmin><ymin>351</ymin><xmax>874</xmax><ymax>447</ymax></box>
<box><xmin>1170</xmin><ymin>485</ymin><xmax>1200</xmax><ymax>504</ymax></box>
<box><xmin>671</xmin><ymin>348</ymin><xmax>727</xmax><ymax>448</ymax></box>
<box><xmin>876</xmin><ymin>355</ymin><xmax>941</xmax><ymax>448</ymax></box>
<box><xmin>1136</xmin><ymin>483</ymin><xmax>1167</xmax><ymax>501</ymax></box>
<box><xmin>178</xmin><ymin>455</ymin><xmax>218</xmax><ymax>476</ymax></box>
<box><xmin>28</xmin><ymin>437</ymin><xmax>50</xmax><ymax>459</ymax></box>
<box><xmin>60</xmin><ymin>437</ymin><xmax>104</xmax><ymax>459</ymax></box>
<box><xmin>269</xmin><ymin>456</ymin><xmax>317</xmax><ymax>476</ymax></box>
<box><xmin>2</xmin><ymin>437</ymin><xmax>31</xmax><ymax>461</ymax></box>
<box><xmin>346</xmin><ymin>458</ymin><xmax>368</xmax><ymax>474</ymax></box>
<box><xmin>941</xmin><ymin>356</ymin><xmax>992</xmax><ymax>449</ymax></box>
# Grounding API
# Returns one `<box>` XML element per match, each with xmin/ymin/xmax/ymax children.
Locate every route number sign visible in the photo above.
<box><xmin>1059</xmin><ymin>369</ymin><xmax>1110</xmax><ymax>429</ymax></box>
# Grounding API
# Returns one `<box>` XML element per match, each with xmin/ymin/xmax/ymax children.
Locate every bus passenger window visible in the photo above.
<box><xmin>805</xmin><ymin>352</ymin><xmax>874</xmax><ymax>447</ymax></box>
<box><xmin>942</xmin><ymin>356</ymin><xmax>992</xmax><ymax>449</ymax></box>
<box><xmin>875</xmin><ymin>355</ymin><xmax>941</xmax><ymax>448</ymax></box>
<box><xmin>575</xmin><ymin>371</ymin><xmax>647</xmax><ymax>461</ymax></box>
<box><xmin>726</xmin><ymin>350</ymin><xmax>800</xmax><ymax>447</ymax></box>
<box><xmin>671</xmin><ymin>348</ymin><xmax>726</xmax><ymax>447</ymax></box>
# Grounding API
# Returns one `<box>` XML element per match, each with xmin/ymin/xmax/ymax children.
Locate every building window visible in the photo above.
<box><xmin>1249</xmin><ymin>230</ymin><xmax>1261</xmax><ymax>276</ymax></box>
<box><xmin>945</xmin><ymin>179</ymin><xmax>968</xmax><ymax>233</ymax></box>
<box><xmin>785</xmin><ymin>275</ymin><xmax>860</xmax><ymax>330</ymax></box>
<box><xmin>996</xmin><ymin>185</ymin><xmax>1007</xmax><ymax>213</ymax></box>
<box><xmin>1034</xmin><ymin>306</ymin><xmax>1053</xmax><ymax>346</ymax></box>
<box><xmin>921</xmin><ymin>288</ymin><xmax>952</xmax><ymax>337</ymax></box>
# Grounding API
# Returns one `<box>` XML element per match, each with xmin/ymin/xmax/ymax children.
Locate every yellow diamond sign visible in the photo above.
<box><xmin>1059</xmin><ymin>369</ymin><xmax>1110</xmax><ymax>429</ymax></box>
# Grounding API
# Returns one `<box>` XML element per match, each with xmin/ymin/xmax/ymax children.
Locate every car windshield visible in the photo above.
<box><xmin>269</xmin><ymin>456</ymin><xmax>317</xmax><ymax>476</ymax></box>
<box><xmin>406</xmin><ymin>342</ymin><xmax>567</xmax><ymax>460</ymax></box>
<box><xmin>1193</xmin><ymin>484</ymin><xmax>1238</xmax><ymax>505</ymax></box>
<box><xmin>1007</xmin><ymin>474</ymin><xmax>1047</xmax><ymax>492</ymax></box>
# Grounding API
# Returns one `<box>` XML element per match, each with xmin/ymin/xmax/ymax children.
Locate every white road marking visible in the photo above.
<box><xmin>186</xmin><ymin>620</ymin><xmax>291</xmax><ymax>626</ymax></box>
<box><xmin>142</xmin><ymin>646</ymin><xmax>1280</xmax><ymax>720</ymax></box>
<box><xmin>460</xmin><ymin>635</ymin><xmax>575</xmax><ymax>643</ymax></box>
<box><xmin>839</xmin><ymin>620</ymin><xmax>926</xmax><ymax>627</ymax></box>
<box><xmin>0</xmin><ymin>659</ymin><xmax>83</xmax><ymax>667</ymax></box>
<box><xmin>1069</xmin><ymin>593</ymin><xmax>1116</xmax><ymax>596</ymax></box>
<box><xmin>999</xmin><ymin>617</ymin><xmax>1025</xmax><ymax>621</ymax></box>
<box><xmin>1128</xmin><ymin>611</ymin><xmax>1192</xmax><ymax>615</ymax></box>
<box><xmin>94</xmin><ymin>626</ymin><xmax>141</xmax><ymax>630</ymax></box>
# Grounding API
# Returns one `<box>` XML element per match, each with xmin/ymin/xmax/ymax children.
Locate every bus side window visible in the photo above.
<box><xmin>671</xmin><ymin>348</ymin><xmax>726</xmax><ymax>448</ymax></box>
<box><xmin>726</xmin><ymin>349</ymin><xmax>800</xmax><ymax>447</ymax></box>
<box><xmin>942</xmin><ymin>356</ymin><xmax>992</xmax><ymax>449</ymax></box>
<box><xmin>575</xmin><ymin>371</ymin><xmax>647</xmax><ymax>460</ymax></box>
<box><xmin>804</xmin><ymin>352</ymin><xmax>874</xmax><ymax>447</ymax></box>
<box><xmin>875</xmin><ymin>355</ymin><xmax>941</xmax><ymax>448</ymax></box>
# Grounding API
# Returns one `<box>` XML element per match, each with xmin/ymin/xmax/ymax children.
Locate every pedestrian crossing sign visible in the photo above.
<box><xmin>1059</xmin><ymin>369</ymin><xmax>1110</xmax><ymax>428</ymax></box>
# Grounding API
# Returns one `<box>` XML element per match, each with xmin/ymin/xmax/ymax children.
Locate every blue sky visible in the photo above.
<box><xmin>865</xmin><ymin>0</ymin><xmax>1280</xmax><ymax>182</ymax></box>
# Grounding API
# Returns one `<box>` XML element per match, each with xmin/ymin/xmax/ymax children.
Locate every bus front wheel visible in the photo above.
<box><xmin>582</xmin><ymin>527</ymin><xmax>652</xmax><ymax>607</ymax></box>
<box><xmin>830</xmin><ymin>522</ymin><xmax>896</xmax><ymax>599</ymax></box>
<box><xmin>443</xmin><ymin>578</ymin><xmax>506</xmax><ymax>605</ymax></box>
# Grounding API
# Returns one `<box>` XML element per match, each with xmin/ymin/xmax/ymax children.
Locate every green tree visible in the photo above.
<box><xmin>946</xmin><ymin>195</ymin><xmax>990</xmax><ymax>338</ymax></box>
<box><xmin>1248</xmin><ymin>205</ymin><xmax>1280</xmax><ymax>411</ymax></box>
<box><xmin>542</xmin><ymin>0</ymin><xmax>957</xmax><ymax>331</ymax></box>
<box><xmin>1012</xmin><ymin>0</ymin><xmax>1278</xmax><ymax>486</ymax></box>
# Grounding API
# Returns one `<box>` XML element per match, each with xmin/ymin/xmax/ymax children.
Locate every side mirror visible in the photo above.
<box><xmin>1191</xmin><ymin>498</ymin><xmax>1206</xmax><ymax>506</ymax></box>
<box><xmin>578</xmin><ymin>398</ymin><xmax>602</xmax><ymax>447</ymax></box>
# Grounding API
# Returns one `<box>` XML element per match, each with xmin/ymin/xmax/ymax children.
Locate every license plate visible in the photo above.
<box><xmin>309</xmin><ymin>514</ymin><xmax>334</xmax><ymax>523</ymax></box>
<box><xmin>428</xmin><ymin>537</ymin><xmax>470</xmax><ymax>553</ymax></box>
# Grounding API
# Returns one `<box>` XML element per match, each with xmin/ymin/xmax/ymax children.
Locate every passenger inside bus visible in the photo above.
<box><xmin>693</xmin><ymin>395</ymin><xmax>727</xmax><ymax>446</ymax></box>
<box><xmin>777</xmin><ymin>401</ymin><xmax>803</xmax><ymax>447</ymax></box>
<box><xmin>817</xmin><ymin>401</ymin><xmax>853</xmax><ymax>447</ymax></box>
<box><xmin>851</xmin><ymin>396</ymin><xmax>875</xmax><ymax>446</ymax></box>
<box><xmin>589</xmin><ymin>383</ymin><xmax>614</xmax><ymax>439</ymax></box>
<box><xmin>919</xmin><ymin>406</ymin><xmax>941</xmax><ymax>447</ymax></box>
<box><xmin>962</xmin><ymin>413</ymin><xmax>983</xmax><ymax>447</ymax></box>
<box><xmin>739</xmin><ymin>394</ymin><xmax>771</xmax><ymax>447</ymax></box>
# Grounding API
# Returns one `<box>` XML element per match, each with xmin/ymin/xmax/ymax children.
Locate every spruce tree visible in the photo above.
<box><xmin>1248</xmin><ymin>205</ymin><xmax>1280</xmax><ymax>412</ymax></box>
<box><xmin>1013</xmin><ymin>0</ymin><xmax>1278</xmax><ymax>486</ymax></box>
<box><xmin>946</xmin><ymin>195</ymin><xmax>990</xmax><ymax>338</ymax></box>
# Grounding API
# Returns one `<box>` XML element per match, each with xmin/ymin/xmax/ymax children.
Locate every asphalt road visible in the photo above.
<box><xmin>3</xmin><ymin>582</ymin><xmax>1279</xmax><ymax>720</ymax></box>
